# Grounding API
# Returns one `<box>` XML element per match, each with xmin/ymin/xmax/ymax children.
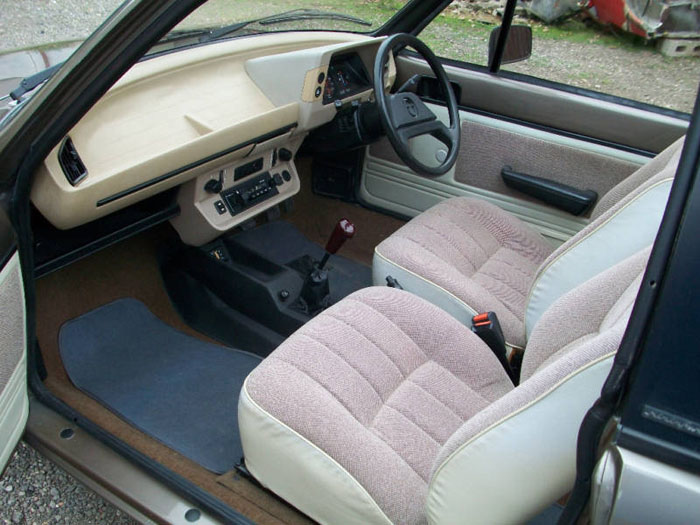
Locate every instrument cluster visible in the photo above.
<box><xmin>322</xmin><ymin>52</ymin><xmax>371</xmax><ymax>105</ymax></box>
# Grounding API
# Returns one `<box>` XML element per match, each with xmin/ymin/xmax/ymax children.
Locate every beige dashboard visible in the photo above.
<box><xmin>30</xmin><ymin>31</ymin><xmax>396</xmax><ymax>243</ymax></box>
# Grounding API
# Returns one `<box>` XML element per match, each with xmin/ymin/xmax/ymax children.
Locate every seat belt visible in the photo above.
<box><xmin>385</xmin><ymin>275</ymin><xmax>403</xmax><ymax>289</ymax></box>
<box><xmin>471</xmin><ymin>312</ymin><xmax>519</xmax><ymax>384</ymax></box>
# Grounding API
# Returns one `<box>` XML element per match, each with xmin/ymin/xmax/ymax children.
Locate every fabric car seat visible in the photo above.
<box><xmin>372</xmin><ymin>138</ymin><xmax>683</xmax><ymax>348</ymax></box>
<box><xmin>239</xmin><ymin>246</ymin><xmax>650</xmax><ymax>524</ymax></box>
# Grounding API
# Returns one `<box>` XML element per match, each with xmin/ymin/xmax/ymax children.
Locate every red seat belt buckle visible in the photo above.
<box><xmin>472</xmin><ymin>312</ymin><xmax>491</xmax><ymax>326</ymax></box>
<box><xmin>471</xmin><ymin>312</ymin><xmax>518</xmax><ymax>383</ymax></box>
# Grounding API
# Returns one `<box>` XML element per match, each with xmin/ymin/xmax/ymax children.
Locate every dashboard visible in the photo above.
<box><xmin>322</xmin><ymin>53</ymin><xmax>371</xmax><ymax>105</ymax></box>
<box><xmin>30</xmin><ymin>32</ymin><xmax>396</xmax><ymax>245</ymax></box>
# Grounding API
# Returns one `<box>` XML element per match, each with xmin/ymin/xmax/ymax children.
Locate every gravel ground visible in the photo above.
<box><xmin>0</xmin><ymin>0</ymin><xmax>123</xmax><ymax>51</ymax></box>
<box><xmin>0</xmin><ymin>442</ymin><xmax>137</xmax><ymax>525</ymax></box>
<box><xmin>0</xmin><ymin>1</ymin><xmax>697</xmax><ymax>523</ymax></box>
<box><xmin>507</xmin><ymin>37</ymin><xmax>699</xmax><ymax>112</ymax></box>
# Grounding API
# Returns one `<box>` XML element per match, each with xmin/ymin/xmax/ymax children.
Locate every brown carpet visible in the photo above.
<box><xmin>286</xmin><ymin>157</ymin><xmax>405</xmax><ymax>267</ymax></box>
<box><xmin>34</xmin><ymin>162</ymin><xmax>404</xmax><ymax>524</ymax></box>
<box><xmin>36</xmin><ymin>226</ymin><xmax>311</xmax><ymax>525</ymax></box>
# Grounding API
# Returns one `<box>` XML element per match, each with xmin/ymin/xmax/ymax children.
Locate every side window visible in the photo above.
<box><xmin>418</xmin><ymin>6</ymin><xmax>697</xmax><ymax>114</ymax></box>
<box><xmin>417</xmin><ymin>7</ymin><xmax>492</xmax><ymax>67</ymax></box>
<box><xmin>503</xmin><ymin>17</ymin><xmax>697</xmax><ymax>113</ymax></box>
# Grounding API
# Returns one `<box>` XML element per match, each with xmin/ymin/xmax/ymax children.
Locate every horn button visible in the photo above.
<box><xmin>390</xmin><ymin>92</ymin><xmax>436</xmax><ymax>128</ymax></box>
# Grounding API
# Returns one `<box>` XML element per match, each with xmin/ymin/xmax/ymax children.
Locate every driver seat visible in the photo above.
<box><xmin>373</xmin><ymin>138</ymin><xmax>684</xmax><ymax>348</ymax></box>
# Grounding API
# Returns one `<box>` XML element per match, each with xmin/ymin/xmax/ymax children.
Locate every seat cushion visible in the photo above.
<box><xmin>374</xmin><ymin>197</ymin><xmax>553</xmax><ymax>348</ymax></box>
<box><xmin>426</xmin><ymin>247</ymin><xmax>649</xmax><ymax>524</ymax></box>
<box><xmin>240</xmin><ymin>287</ymin><xmax>513</xmax><ymax>525</ymax></box>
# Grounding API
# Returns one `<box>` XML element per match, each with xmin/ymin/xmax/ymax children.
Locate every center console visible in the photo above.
<box><xmin>170</xmin><ymin>133</ymin><xmax>303</xmax><ymax>245</ymax></box>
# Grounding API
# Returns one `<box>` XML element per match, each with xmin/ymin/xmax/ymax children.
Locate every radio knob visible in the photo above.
<box><xmin>204</xmin><ymin>178</ymin><xmax>223</xmax><ymax>194</ymax></box>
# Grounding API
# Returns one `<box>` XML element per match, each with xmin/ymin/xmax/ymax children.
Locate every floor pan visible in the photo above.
<box><xmin>59</xmin><ymin>297</ymin><xmax>261</xmax><ymax>474</ymax></box>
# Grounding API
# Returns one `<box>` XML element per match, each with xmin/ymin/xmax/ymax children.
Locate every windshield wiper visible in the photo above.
<box><xmin>10</xmin><ymin>62</ymin><xmax>63</xmax><ymax>101</ymax></box>
<box><xmin>200</xmin><ymin>9</ymin><xmax>372</xmax><ymax>43</ymax></box>
<box><xmin>258</xmin><ymin>9</ymin><xmax>373</xmax><ymax>27</ymax></box>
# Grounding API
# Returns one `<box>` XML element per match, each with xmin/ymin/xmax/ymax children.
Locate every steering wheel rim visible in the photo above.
<box><xmin>373</xmin><ymin>33</ymin><xmax>461</xmax><ymax>177</ymax></box>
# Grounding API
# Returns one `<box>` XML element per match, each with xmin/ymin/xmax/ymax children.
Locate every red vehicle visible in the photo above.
<box><xmin>584</xmin><ymin>0</ymin><xmax>700</xmax><ymax>54</ymax></box>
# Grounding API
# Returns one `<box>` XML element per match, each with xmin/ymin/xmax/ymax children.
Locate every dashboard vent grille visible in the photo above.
<box><xmin>58</xmin><ymin>137</ymin><xmax>87</xmax><ymax>186</ymax></box>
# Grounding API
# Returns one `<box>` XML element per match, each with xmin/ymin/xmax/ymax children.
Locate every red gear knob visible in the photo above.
<box><xmin>325</xmin><ymin>218</ymin><xmax>356</xmax><ymax>254</ymax></box>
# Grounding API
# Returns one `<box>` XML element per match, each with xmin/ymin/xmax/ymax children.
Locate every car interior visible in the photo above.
<box><xmin>23</xmin><ymin>10</ymin><xmax>691</xmax><ymax>524</ymax></box>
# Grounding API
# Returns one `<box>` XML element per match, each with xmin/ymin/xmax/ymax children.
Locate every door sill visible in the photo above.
<box><xmin>25</xmin><ymin>397</ymin><xmax>226</xmax><ymax>525</ymax></box>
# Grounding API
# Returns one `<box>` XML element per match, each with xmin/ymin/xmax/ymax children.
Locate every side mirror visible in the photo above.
<box><xmin>488</xmin><ymin>25</ymin><xmax>532</xmax><ymax>66</ymax></box>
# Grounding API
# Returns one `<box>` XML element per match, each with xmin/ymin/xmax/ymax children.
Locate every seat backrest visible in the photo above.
<box><xmin>523</xmin><ymin>137</ymin><xmax>684</xmax><ymax>339</ymax></box>
<box><xmin>425</xmin><ymin>246</ymin><xmax>650</xmax><ymax>525</ymax></box>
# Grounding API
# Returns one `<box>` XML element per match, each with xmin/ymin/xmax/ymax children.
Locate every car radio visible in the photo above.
<box><xmin>221</xmin><ymin>171</ymin><xmax>280</xmax><ymax>216</ymax></box>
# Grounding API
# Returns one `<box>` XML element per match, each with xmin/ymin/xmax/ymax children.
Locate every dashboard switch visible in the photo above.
<box><xmin>282</xmin><ymin>170</ymin><xmax>291</xmax><ymax>182</ymax></box>
<box><xmin>278</xmin><ymin>148</ymin><xmax>293</xmax><ymax>162</ymax></box>
<box><xmin>214</xmin><ymin>200</ymin><xmax>227</xmax><ymax>215</ymax></box>
<box><xmin>273</xmin><ymin>173</ymin><xmax>284</xmax><ymax>186</ymax></box>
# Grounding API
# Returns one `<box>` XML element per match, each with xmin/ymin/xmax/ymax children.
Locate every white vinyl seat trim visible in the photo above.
<box><xmin>524</xmin><ymin>179</ymin><xmax>672</xmax><ymax>337</ymax></box>
<box><xmin>238</xmin><ymin>380</ymin><xmax>393</xmax><ymax>525</ymax></box>
<box><xmin>426</xmin><ymin>355</ymin><xmax>614</xmax><ymax>525</ymax></box>
<box><xmin>372</xmin><ymin>249</ymin><xmax>523</xmax><ymax>350</ymax></box>
<box><xmin>373</xmin><ymin>249</ymin><xmax>477</xmax><ymax>320</ymax></box>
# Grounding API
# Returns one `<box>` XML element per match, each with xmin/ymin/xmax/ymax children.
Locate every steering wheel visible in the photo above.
<box><xmin>373</xmin><ymin>33</ymin><xmax>461</xmax><ymax>177</ymax></box>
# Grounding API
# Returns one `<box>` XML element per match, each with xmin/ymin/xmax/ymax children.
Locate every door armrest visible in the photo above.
<box><xmin>501</xmin><ymin>166</ymin><xmax>598</xmax><ymax>216</ymax></box>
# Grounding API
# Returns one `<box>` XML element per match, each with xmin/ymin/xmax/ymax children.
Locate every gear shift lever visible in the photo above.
<box><xmin>299</xmin><ymin>218</ymin><xmax>356</xmax><ymax>315</ymax></box>
<box><xmin>318</xmin><ymin>218</ymin><xmax>355</xmax><ymax>270</ymax></box>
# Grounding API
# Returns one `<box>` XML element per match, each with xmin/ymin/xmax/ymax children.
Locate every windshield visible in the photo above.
<box><xmin>165</xmin><ymin>1</ymin><xmax>409</xmax><ymax>42</ymax></box>
<box><xmin>0</xmin><ymin>0</ymin><xmax>407</xmax><ymax>103</ymax></box>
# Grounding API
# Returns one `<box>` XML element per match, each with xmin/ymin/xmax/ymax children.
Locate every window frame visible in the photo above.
<box><xmin>407</xmin><ymin>0</ymin><xmax>693</xmax><ymax>119</ymax></box>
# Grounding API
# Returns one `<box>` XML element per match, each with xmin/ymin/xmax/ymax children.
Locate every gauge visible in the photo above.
<box><xmin>324</xmin><ymin>77</ymin><xmax>335</xmax><ymax>100</ymax></box>
<box><xmin>322</xmin><ymin>52</ymin><xmax>370</xmax><ymax>105</ymax></box>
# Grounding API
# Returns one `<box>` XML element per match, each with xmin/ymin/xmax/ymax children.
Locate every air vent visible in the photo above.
<box><xmin>58</xmin><ymin>137</ymin><xmax>87</xmax><ymax>186</ymax></box>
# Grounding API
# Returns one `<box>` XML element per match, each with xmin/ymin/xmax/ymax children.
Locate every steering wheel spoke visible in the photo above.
<box><xmin>432</xmin><ymin>120</ymin><xmax>458</xmax><ymax>149</ymax></box>
<box><xmin>397</xmin><ymin>118</ymin><xmax>455</xmax><ymax>149</ymax></box>
<box><xmin>374</xmin><ymin>34</ymin><xmax>461</xmax><ymax>177</ymax></box>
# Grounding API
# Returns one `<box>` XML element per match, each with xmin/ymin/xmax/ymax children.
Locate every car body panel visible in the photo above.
<box><xmin>591</xmin><ymin>445</ymin><xmax>700</xmax><ymax>524</ymax></box>
<box><xmin>25</xmin><ymin>399</ymin><xmax>224</xmax><ymax>525</ymax></box>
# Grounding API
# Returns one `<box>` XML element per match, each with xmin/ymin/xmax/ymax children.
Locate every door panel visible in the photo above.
<box><xmin>0</xmin><ymin>233</ymin><xmax>27</xmax><ymax>471</ymax></box>
<box><xmin>360</xmin><ymin>103</ymin><xmax>651</xmax><ymax>244</ymax></box>
<box><xmin>396</xmin><ymin>54</ymin><xmax>688</xmax><ymax>153</ymax></box>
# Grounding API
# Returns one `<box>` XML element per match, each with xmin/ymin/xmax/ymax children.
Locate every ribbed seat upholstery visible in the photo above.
<box><xmin>242</xmin><ymin>287</ymin><xmax>514</xmax><ymax>524</ymax></box>
<box><xmin>373</xmin><ymin>138</ymin><xmax>684</xmax><ymax>348</ymax></box>
<box><xmin>374</xmin><ymin>197</ymin><xmax>553</xmax><ymax>348</ymax></box>
<box><xmin>240</xmin><ymin>247</ymin><xmax>650</xmax><ymax>524</ymax></box>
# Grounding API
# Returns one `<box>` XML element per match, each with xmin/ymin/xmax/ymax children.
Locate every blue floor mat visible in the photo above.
<box><xmin>59</xmin><ymin>298</ymin><xmax>261</xmax><ymax>474</ymax></box>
